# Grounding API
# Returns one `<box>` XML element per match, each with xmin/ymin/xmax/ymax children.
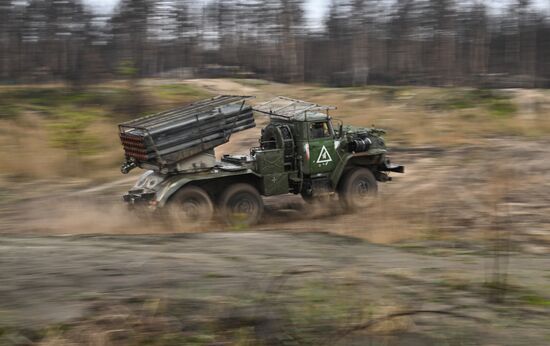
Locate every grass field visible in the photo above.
<box><xmin>0</xmin><ymin>81</ymin><xmax>210</xmax><ymax>180</ymax></box>
<box><xmin>2</xmin><ymin>80</ymin><xmax>550</xmax><ymax>181</ymax></box>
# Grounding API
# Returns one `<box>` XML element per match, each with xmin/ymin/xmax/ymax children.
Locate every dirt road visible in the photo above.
<box><xmin>1</xmin><ymin>232</ymin><xmax>549</xmax><ymax>345</ymax></box>
<box><xmin>2</xmin><ymin>138</ymin><xmax>549</xmax><ymax>253</ymax></box>
<box><xmin>1</xmin><ymin>149</ymin><xmax>549</xmax><ymax>344</ymax></box>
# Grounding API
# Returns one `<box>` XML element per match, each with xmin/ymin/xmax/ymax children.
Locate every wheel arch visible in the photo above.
<box><xmin>190</xmin><ymin>174</ymin><xmax>263</xmax><ymax>202</ymax></box>
<box><xmin>331</xmin><ymin>153</ymin><xmax>385</xmax><ymax>189</ymax></box>
<box><xmin>157</xmin><ymin>172</ymin><xmax>262</xmax><ymax>207</ymax></box>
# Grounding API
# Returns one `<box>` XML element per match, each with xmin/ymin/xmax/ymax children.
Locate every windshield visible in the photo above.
<box><xmin>309</xmin><ymin>121</ymin><xmax>333</xmax><ymax>139</ymax></box>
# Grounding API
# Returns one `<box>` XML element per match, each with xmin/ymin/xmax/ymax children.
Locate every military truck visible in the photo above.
<box><xmin>119</xmin><ymin>95</ymin><xmax>404</xmax><ymax>226</ymax></box>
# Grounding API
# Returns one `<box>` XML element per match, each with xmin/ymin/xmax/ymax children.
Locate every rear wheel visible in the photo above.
<box><xmin>300</xmin><ymin>191</ymin><xmax>315</xmax><ymax>204</ymax></box>
<box><xmin>167</xmin><ymin>186</ymin><xmax>214</xmax><ymax>226</ymax></box>
<box><xmin>219</xmin><ymin>184</ymin><xmax>263</xmax><ymax>227</ymax></box>
<box><xmin>339</xmin><ymin>167</ymin><xmax>378</xmax><ymax>211</ymax></box>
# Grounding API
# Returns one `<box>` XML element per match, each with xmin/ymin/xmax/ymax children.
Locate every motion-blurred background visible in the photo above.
<box><xmin>1</xmin><ymin>0</ymin><xmax>550</xmax><ymax>87</ymax></box>
<box><xmin>1</xmin><ymin>1</ymin><xmax>550</xmax><ymax>345</ymax></box>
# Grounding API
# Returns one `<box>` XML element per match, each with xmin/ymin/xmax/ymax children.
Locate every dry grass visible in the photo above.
<box><xmin>241</xmin><ymin>82</ymin><xmax>550</xmax><ymax>146</ymax></box>
<box><xmin>1</xmin><ymin>79</ymin><xmax>550</xmax><ymax>252</ymax></box>
<box><xmin>2</xmin><ymin>79</ymin><xmax>549</xmax><ymax>182</ymax></box>
<box><xmin>0</xmin><ymin>81</ymin><xmax>213</xmax><ymax>182</ymax></box>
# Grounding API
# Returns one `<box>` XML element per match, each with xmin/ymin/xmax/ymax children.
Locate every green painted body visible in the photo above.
<box><xmin>254</xmin><ymin>148</ymin><xmax>289</xmax><ymax>195</ymax></box>
<box><xmin>125</xmin><ymin>113</ymin><xmax>401</xmax><ymax>208</ymax></box>
<box><xmin>305</xmin><ymin>138</ymin><xmax>337</xmax><ymax>175</ymax></box>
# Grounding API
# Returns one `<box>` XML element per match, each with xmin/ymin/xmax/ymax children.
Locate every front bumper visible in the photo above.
<box><xmin>380</xmin><ymin>159</ymin><xmax>405</xmax><ymax>174</ymax></box>
<box><xmin>123</xmin><ymin>189</ymin><xmax>156</xmax><ymax>206</ymax></box>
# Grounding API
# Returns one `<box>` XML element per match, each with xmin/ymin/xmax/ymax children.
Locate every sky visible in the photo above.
<box><xmin>84</xmin><ymin>0</ymin><xmax>549</xmax><ymax>20</ymax></box>
<box><xmin>85</xmin><ymin>0</ymin><xmax>331</xmax><ymax>17</ymax></box>
<box><xmin>83</xmin><ymin>0</ymin><xmax>330</xmax><ymax>19</ymax></box>
<box><xmin>84</xmin><ymin>0</ymin><xmax>332</xmax><ymax>27</ymax></box>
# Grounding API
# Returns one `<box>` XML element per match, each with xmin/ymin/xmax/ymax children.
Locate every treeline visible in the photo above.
<box><xmin>0</xmin><ymin>0</ymin><xmax>549</xmax><ymax>87</ymax></box>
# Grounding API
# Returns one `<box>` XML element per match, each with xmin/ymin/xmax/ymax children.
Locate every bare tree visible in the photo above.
<box><xmin>0</xmin><ymin>0</ymin><xmax>548</xmax><ymax>87</ymax></box>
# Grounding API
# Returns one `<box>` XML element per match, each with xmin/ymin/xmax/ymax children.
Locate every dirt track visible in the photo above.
<box><xmin>2</xmin><ymin>138</ymin><xmax>549</xmax><ymax>253</ymax></box>
<box><xmin>1</xmin><ymin>140</ymin><xmax>549</xmax><ymax>344</ymax></box>
<box><xmin>1</xmin><ymin>232</ymin><xmax>549</xmax><ymax>345</ymax></box>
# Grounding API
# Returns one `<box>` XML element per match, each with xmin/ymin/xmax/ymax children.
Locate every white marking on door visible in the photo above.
<box><xmin>316</xmin><ymin>145</ymin><xmax>333</xmax><ymax>164</ymax></box>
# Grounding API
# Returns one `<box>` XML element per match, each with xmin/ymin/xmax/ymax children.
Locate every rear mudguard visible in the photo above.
<box><xmin>155</xmin><ymin>175</ymin><xmax>194</xmax><ymax>207</ymax></box>
<box><xmin>153</xmin><ymin>169</ymin><xmax>260</xmax><ymax>207</ymax></box>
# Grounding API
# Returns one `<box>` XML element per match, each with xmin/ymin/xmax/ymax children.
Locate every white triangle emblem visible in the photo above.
<box><xmin>316</xmin><ymin>145</ymin><xmax>333</xmax><ymax>164</ymax></box>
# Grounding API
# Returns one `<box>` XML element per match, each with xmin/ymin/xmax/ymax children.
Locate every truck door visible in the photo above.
<box><xmin>307</xmin><ymin>121</ymin><xmax>337</xmax><ymax>175</ymax></box>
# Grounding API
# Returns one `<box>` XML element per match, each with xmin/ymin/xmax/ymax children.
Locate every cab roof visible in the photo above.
<box><xmin>253</xmin><ymin>96</ymin><xmax>335</xmax><ymax>122</ymax></box>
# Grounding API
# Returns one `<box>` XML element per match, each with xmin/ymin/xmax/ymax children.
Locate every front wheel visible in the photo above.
<box><xmin>300</xmin><ymin>191</ymin><xmax>315</xmax><ymax>204</ymax></box>
<box><xmin>219</xmin><ymin>184</ymin><xmax>263</xmax><ymax>227</ymax></box>
<box><xmin>338</xmin><ymin>167</ymin><xmax>378</xmax><ymax>211</ymax></box>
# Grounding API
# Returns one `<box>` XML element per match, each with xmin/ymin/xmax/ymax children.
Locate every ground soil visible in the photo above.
<box><xmin>1</xmin><ymin>232</ymin><xmax>549</xmax><ymax>345</ymax></box>
<box><xmin>1</xmin><ymin>140</ymin><xmax>549</xmax><ymax>345</ymax></box>
<box><xmin>0</xmin><ymin>79</ymin><xmax>549</xmax><ymax>344</ymax></box>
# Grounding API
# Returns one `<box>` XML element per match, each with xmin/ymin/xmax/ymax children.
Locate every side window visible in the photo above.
<box><xmin>309</xmin><ymin>122</ymin><xmax>331</xmax><ymax>139</ymax></box>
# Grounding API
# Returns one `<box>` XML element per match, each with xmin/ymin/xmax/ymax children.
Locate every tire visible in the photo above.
<box><xmin>338</xmin><ymin>167</ymin><xmax>378</xmax><ymax>211</ymax></box>
<box><xmin>300</xmin><ymin>191</ymin><xmax>315</xmax><ymax>204</ymax></box>
<box><xmin>166</xmin><ymin>186</ymin><xmax>214</xmax><ymax>226</ymax></box>
<box><xmin>219</xmin><ymin>183</ymin><xmax>263</xmax><ymax>226</ymax></box>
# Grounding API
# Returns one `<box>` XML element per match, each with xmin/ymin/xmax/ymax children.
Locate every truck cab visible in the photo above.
<box><xmin>252</xmin><ymin>97</ymin><xmax>403</xmax><ymax>203</ymax></box>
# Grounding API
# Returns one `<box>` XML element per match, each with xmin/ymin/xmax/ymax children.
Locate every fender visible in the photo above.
<box><xmin>155</xmin><ymin>169</ymin><xmax>261</xmax><ymax>207</ymax></box>
<box><xmin>155</xmin><ymin>175</ymin><xmax>195</xmax><ymax>207</ymax></box>
<box><xmin>329</xmin><ymin>149</ymin><xmax>386</xmax><ymax>187</ymax></box>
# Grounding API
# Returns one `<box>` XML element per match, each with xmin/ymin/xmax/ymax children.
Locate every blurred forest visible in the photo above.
<box><xmin>0</xmin><ymin>0</ymin><xmax>549</xmax><ymax>87</ymax></box>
